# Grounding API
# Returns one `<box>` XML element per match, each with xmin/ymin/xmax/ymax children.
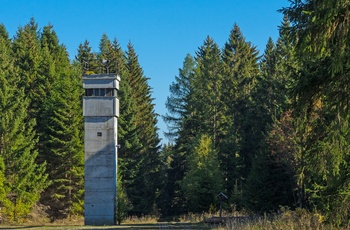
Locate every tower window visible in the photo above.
<box><xmin>106</xmin><ymin>88</ymin><xmax>112</xmax><ymax>96</ymax></box>
<box><xmin>85</xmin><ymin>89</ymin><xmax>93</xmax><ymax>96</ymax></box>
<box><xmin>99</xmin><ymin>88</ymin><xmax>106</xmax><ymax>96</ymax></box>
<box><xmin>85</xmin><ymin>88</ymin><xmax>117</xmax><ymax>97</ymax></box>
<box><xmin>97</xmin><ymin>132</ymin><xmax>102</xmax><ymax>136</ymax></box>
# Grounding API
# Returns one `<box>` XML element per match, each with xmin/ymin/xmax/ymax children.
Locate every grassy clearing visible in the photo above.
<box><xmin>1</xmin><ymin>209</ymin><xmax>349</xmax><ymax>230</ymax></box>
<box><xmin>0</xmin><ymin>222</ymin><xmax>210</xmax><ymax>230</ymax></box>
<box><xmin>216</xmin><ymin>208</ymin><xmax>349</xmax><ymax>230</ymax></box>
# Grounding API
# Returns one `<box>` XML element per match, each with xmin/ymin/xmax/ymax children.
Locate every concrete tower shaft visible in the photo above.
<box><xmin>83</xmin><ymin>74</ymin><xmax>120</xmax><ymax>225</ymax></box>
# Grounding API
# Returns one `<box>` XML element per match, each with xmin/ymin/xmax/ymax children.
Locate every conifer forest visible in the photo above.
<box><xmin>0</xmin><ymin>0</ymin><xmax>350</xmax><ymax>227</ymax></box>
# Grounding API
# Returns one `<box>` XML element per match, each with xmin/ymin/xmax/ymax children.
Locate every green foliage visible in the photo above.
<box><xmin>192</xmin><ymin>36</ymin><xmax>225</xmax><ymax>145</ymax></box>
<box><xmin>123</xmin><ymin>42</ymin><xmax>161</xmax><ymax>216</ymax></box>
<box><xmin>163</xmin><ymin>54</ymin><xmax>196</xmax><ymax>141</ymax></box>
<box><xmin>278</xmin><ymin>1</ymin><xmax>350</xmax><ymax>226</ymax></box>
<box><xmin>0</xmin><ymin>22</ymin><xmax>48</xmax><ymax>222</ymax></box>
<box><xmin>39</xmin><ymin>68</ymin><xmax>84</xmax><ymax>220</ymax></box>
<box><xmin>220</xmin><ymin>23</ymin><xmax>260</xmax><ymax>198</ymax></box>
<box><xmin>12</xmin><ymin>18</ymin><xmax>43</xmax><ymax>115</ymax></box>
<box><xmin>281</xmin><ymin>0</ymin><xmax>350</xmax><ymax>116</ymax></box>
<box><xmin>116</xmin><ymin>170</ymin><xmax>130</xmax><ymax>225</ymax></box>
<box><xmin>181</xmin><ymin>134</ymin><xmax>223</xmax><ymax>213</ymax></box>
<box><xmin>76</xmin><ymin>40</ymin><xmax>97</xmax><ymax>74</ymax></box>
<box><xmin>244</xmin><ymin>153</ymin><xmax>295</xmax><ymax>213</ymax></box>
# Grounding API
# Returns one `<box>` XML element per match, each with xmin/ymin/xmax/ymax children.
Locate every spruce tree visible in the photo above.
<box><xmin>163</xmin><ymin>54</ymin><xmax>196</xmax><ymax>141</ymax></box>
<box><xmin>243</xmin><ymin>32</ymin><xmax>296</xmax><ymax>213</ymax></box>
<box><xmin>0</xmin><ymin>24</ymin><xmax>12</xmax><ymax>219</ymax></box>
<box><xmin>221</xmin><ymin>23</ymin><xmax>260</xmax><ymax>201</ymax></box>
<box><xmin>118</xmin><ymin>69</ymin><xmax>142</xmax><ymax>216</ymax></box>
<box><xmin>281</xmin><ymin>2</ymin><xmax>350</xmax><ymax>224</ymax></box>
<box><xmin>306</xmin><ymin>111</ymin><xmax>350</xmax><ymax>226</ymax></box>
<box><xmin>39</xmin><ymin>63</ymin><xmax>84</xmax><ymax>220</ymax></box>
<box><xmin>76</xmin><ymin>40</ymin><xmax>97</xmax><ymax>74</ymax></box>
<box><xmin>162</xmin><ymin>54</ymin><xmax>196</xmax><ymax>215</ymax></box>
<box><xmin>281</xmin><ymin>0</ymin><xmax>350</xmax><ymax>116</ymax></box>
<box><xmin>125</xmin><ymin>42</ymin><xmax>161</xmax><ymax>215</ymax></box>
<box><xmin>181</xmin><ymin>134</ymin><xmax>223</xmax><ymax>213</ymax></box>
<box><xmin>191</xmin><ymin>36</ymin><xmax>225</xmax><ymax>147</ymax></box>
<box><xmin>12</xmin><ymin>18</ymin><xmax>43</xmax><ymax>119</ymax></box>
<box><xmin>0</xmin><ymin>23</ymin><xmax>47</xmax><ymax>221</ymax></box>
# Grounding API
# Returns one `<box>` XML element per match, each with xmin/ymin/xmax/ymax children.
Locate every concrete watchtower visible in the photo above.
<box><xmin>83</xmin><ymin>74</ymin><xmax>120</xmax><ymax>225</ymax></box>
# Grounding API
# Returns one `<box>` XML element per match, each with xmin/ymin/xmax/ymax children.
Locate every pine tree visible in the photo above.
<box><xmin>221</xmin><ymin>23</ymin><xmax>260</xmax><ymax>200</ymax></box>
<box><xmin>281</xmin><ymin>0</ymin><xmax>350</xmax><ymax>116</ymax></box>
<box><xmin>0</xmin><ymin>24</ymin><xmax>12</xmax><ymax>219</ymax></box>
<box><xmin>116</xmin><ymin>168</ymin><xmax>129</xmax><ymax>225</ymax></box>
<box><xmin>76</xmin><ymin>40</ymin><xmax>97</xmax><ymax>74</ymax></box>
<box><xmin>0</xmin><ymin>24</ymin><xmax>47</xmax><ymax>221</ymax></box>
<box><xmin>181</xmin><ymin>134</ymin><xmax>223</xmax><ymax>213</ymax></box>
<box><xmin>118</xmin><ymin>70</ymin><xmax>142</xmax><ymax>215</ymax></box>
<box><xmin>243</xmin><ymin>19</ymin><xmax>297</xmax><ymax>213</ymax></box>
<box><xmin>162</xmin><ymin>54</ymin><xmax>196</xmax><ymax>215</ymax></box>
<box><xmin>39</xmin><ymin>63</ymin><xmax>84</xmax><ymax>220</ymax></box>
<box><xmin>37</xmin><ymin>24</ymin><xmax>72</xmax><ymax>151</ymax></box>
<box><xmin>124</xmin><ymin>42</ymin><xmax>161</xmax><ymax>215</ymax></box>
<box><xmin>191</xmin><ymin>36</ymin><xmax>225</xmax><ymax>147</ymax></box>
<box><xmin>12</xmin><ymin>18</ymin><xmax>43</xmax><ymax>118</ymax></box>
<box><xmin>163</xmin><ymin>54</ymin><xmax>196</xmax><ymax>141</ymax></box>
<box><xmin>280</xmin><ymin>3</ymin><xmax>350</xmax><ymax>224</ymax></box>
<box><xmin>97</xmin><ymin>33</ymin><xmax>113</xmax><ymax>73</ymax></box>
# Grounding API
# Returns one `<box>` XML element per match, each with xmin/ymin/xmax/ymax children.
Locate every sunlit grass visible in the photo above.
<box><xmin>1</xmin><ymin>209</ymin><xmax>349</xmax><ymax>230</ymax></box>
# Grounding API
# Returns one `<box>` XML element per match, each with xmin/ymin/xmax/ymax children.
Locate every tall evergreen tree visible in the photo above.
<box><xmin>181</xmin><ymin>134</ymin><xmax>223</xmax><ymax>213</ymax></box>
<box><xmin>281</xmin><ymin>0</ymin><xmax>350</xmax><ymax>116</ymax></box>
<box><xmin>163</xmin><ymin>54</ymin><xmax>196</xmax><ymax>141</ymax></box>
<box><xmin>0</xmin><ymin>23</ymin><xmax>47</xmax><ymax>221</ymax></box>
<box><xmin>39</xmin><ymin>63</ymin><xmax>84</xmax><ymax>220</ymax></box>
<box><xmin>191</xmin><ymin>36</ymin><xmax>225</xmax><ymax>147</ymax></box>
<box><xmin>76</xmin><ymin>40</ymin><xmax>97</xmax><ymax>74</ymax></box>
<box><xmin>306</xmin><ymin>110</ymin><xmax>350</xmax><ymax>226</ymax></box>
<box><xmin>12</xmin><ymin>18</ymin><xmax>43</xmax><ymax>119</ymax></box>
<box><xmin>162</xmin><ymin>54</ymin><xmax>196</xmax><ymax>215</ymax></box>
<box><xmin>118</xmin><ymin>66</ymin><xmax>142</xmax><ymax>216</ymax></box>
<box><xmin>124</xmin><ymin>42</ymin><xmax>161</xmax><ymax>215</ymax></box>
<box><xmin>0</xmin><ymin>24</ymin><xmax>13</xmax><ymax>219</ymax></box>
<box><xmin>243</xmin><ymin>17</ymin><xmax>297</xmax><ymax>213</ymax></box>
<box><xmin>221</xmin><ymin>23</ymin><xmax>260</xmax><ymax>201</ymax></box>
<box><xmin>281</xmin><ymin>2</ymin><xmax>350</xmax><ymax>225</ymax></box>
<box><xmin>98</xmin><ymin>33</ymin><xmax>113</xmax><ymax>74</ymax></box>
<box><xmin>166</xmin><ymin>37</ymin><xmax>225</xmax><ymax>214</ymax></box>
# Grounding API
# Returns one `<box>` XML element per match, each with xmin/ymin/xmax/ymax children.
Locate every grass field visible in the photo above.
<box><xmin>0</xmin><ymin>222</ymin><xmax>212</xmax><ymax>230</ymax></box>
<box><xmin>1</xmin><ymin>209</ymin><xmax>349</xmax><ymax>230</ymax></box>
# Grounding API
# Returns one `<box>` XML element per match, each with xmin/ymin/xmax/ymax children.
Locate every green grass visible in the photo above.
<box><xmin>1</xmin><ymin>209</ymin><xmax>349</xmax><ymax>230</ymax></box>
<box><xmin>0</xmin><ymin>222</ymin><xmax>212</xmax><ymax>230</ymax></box>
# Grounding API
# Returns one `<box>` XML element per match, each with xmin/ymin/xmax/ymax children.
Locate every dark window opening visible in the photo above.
<box><xmin>97</xmin><ymin>132</ymin><xmax>102</xmax><ymax>136</ymax></box>
<box><xmin>85</xmin><ymin>89</ymin><xmax>93</xmax><ymax>96</ymax></box>
<box><xmin>102</xmin><ymin>88</ymin><xmax>107</xmax><ymax>96</ymax></box>
<box><xmin>106</xmin><ymin>88</ymin><xmax>112</xmax><ymax>96</ymax></box>
<box><xmin>85</xmin><ymin>88</ymin><xmax>118</xmax><ymax>97</ymax></box>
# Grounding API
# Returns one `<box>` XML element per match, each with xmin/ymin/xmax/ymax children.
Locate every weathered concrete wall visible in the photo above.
<box><xmin>83</xmin><ymin>97</ymin><xmax>119</xmax><ymax>117</ymax></box>
<box><xmin>83</xmin><ymin>74</ymin><xmax>119</xmax><ymax>226</ymax></box>
<box><xmin>83</xmin><ymin>76</ymin><xmax>119</xmax><ymax>89</ymax></box>
<box><xmin>84</xmin><ymin>116</ymin><xmax>117</xmax><ymax>225</ymax></box>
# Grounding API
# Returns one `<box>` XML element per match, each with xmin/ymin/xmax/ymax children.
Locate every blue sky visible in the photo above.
<box><xmin>0</xmin><ymin>0</ymin><xmax>289</xmax><ymax>144</ymax></box>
